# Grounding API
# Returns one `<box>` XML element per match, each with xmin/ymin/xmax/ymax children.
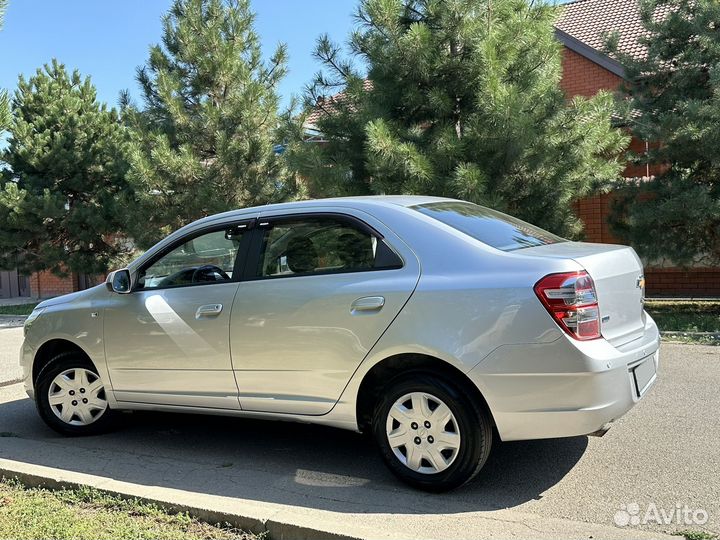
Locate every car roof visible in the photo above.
<box><xmin>191</xmin><ymin>195</ymin><xmax>455</xmax><ymax>226</ymax></box>
<box><xmin>129</xmin><ymin>195</ymin><xmax>455</xmax><ymax>271</ymax></box>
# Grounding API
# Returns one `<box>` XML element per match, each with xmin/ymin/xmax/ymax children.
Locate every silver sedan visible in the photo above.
<box><xmin>20</xmin><ymin>196</ymin><xmax>659</xmax><ymax>491</ymax></box>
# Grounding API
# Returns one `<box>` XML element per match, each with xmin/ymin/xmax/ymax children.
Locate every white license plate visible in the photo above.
<box><xmin>633</xmin><ymin>356</ymin><xmax>656</xmax><ymax>397</ymax></box>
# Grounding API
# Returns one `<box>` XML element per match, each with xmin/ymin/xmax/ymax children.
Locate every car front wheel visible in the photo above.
<box><xmin>372</xmin><ymin>373</ymin><xmax>492</xmax><ymax>492</ymax></box>
<box><xmin>35</xmin><ymin>353</ymin><xmax>116</xmax><ymax>436</ymax></box>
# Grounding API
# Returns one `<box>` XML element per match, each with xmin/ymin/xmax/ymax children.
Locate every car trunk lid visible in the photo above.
<box><xmin>522</xmin><ymin>242</ymin><xmax>646</xmax><ymax>346</ymax></box>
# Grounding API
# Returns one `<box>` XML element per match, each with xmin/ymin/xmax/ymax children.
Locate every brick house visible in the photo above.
<box><xmin>304</xmin><ymin>0</ymin><xmax>720</xmax><ymax>298</ymax></box>
<box><xmin>0</xmin><ymin>268</ymin><xmax>97</xmax><ymax>300</ymax></box>
<box><xmin>4</xmin><ymin>0</ymin><xmax>717</xmax><ymax>300</ymax></box>
<box><xmin>556</xmin><ymin>0</ymin><xmax>720</xmax><ymax>296</ymax></box>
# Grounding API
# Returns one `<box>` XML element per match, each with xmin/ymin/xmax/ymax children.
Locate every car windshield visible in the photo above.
<box><xmin>413</xmin><ymin>201</ymin><xmax>565</xmax><ymax>251</ymax></box>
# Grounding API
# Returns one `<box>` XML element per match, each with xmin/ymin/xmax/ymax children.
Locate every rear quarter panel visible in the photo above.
<box><xmin>330</xmin><ymin>204</ymin><xmax>581</xmax><ymax>419</ymax></box>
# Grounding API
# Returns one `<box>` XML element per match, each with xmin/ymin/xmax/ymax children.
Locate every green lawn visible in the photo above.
<box><xmin>645</xmin><ymin>300</ymin><xmax>720</xmax><ymax>333</ymax></box>
<box><xmin>0</xmin><ymin>479</ymin><xmax>259</xmax><ymax>540</ymax></box>
<box><xmin>679</xmin><ymin>531</ymin><xmax>719</xmax><ymax>540</ymax></box>
<box><xmin>645</xmin><ymin>300</ymin><xmax>720</xmax><ymax>345</ymax></box>
<box><xmin>0</xmin><ymin>302</ymin><xmax>39</xmax><ymax>316</ymax></box>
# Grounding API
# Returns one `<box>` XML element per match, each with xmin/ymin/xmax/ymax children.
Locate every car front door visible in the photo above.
<box><xmin>230</xmin><ymin>209</ymin><xmax>421</xmax><ymax>415</ymax></box>
<box><xmin>104</xmin><ymin>221</ymin><xmax>253</xmax><ymax>409</ymax></box>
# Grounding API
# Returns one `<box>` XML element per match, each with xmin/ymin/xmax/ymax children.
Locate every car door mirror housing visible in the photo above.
<box><xmin>106</xmin><ymin>269</ymin><xmax>132</xmax><ymax>294</ymax></box>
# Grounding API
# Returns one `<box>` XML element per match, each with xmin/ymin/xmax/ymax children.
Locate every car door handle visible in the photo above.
<box><xmin>195</xmin><ymin>304</ymin><xmax>223</xmax><ymax>318</ymax></box>
<box><xmin>351</xmin><ymin>296</ymin><xmax>385</xmax><ymax>314</ymax></box>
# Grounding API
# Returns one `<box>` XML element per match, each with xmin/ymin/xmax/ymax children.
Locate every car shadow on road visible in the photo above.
<box><xmin>0</xmin><ymin>396</ymin><xmax>588</xmax><ymax>515</ymax></box>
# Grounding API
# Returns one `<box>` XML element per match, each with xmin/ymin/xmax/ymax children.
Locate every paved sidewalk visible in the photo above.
<box><xmin>0</xmin><ymin>327</ymin><xmax>23</xmax><ymax>385</ymax></box>
<box><xmin>0</xmin><ymin>316</ymin><xmax>26</xmax><ymax>329</ymax></box>
<box><xmin>0</xmin><ymin>343</ymin><xmax>717</xmax><ymax>538</ymax></box>
<box><xmin>0</xmin><ymin>297</ymin><xmax>35</xmax><ymax>329</ymax></box>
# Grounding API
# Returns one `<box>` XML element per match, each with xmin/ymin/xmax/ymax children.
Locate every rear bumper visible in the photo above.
<box><xmin>468</xmin><ymin>314</ymin><xmax>660</xmax><ymax>441</ymax></box>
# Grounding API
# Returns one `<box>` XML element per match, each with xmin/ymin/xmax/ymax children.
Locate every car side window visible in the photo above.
<box><xmin>257</xmin><ymin>216</ymin><xmax>401</xmax><ymax>278</ymax></box>
<box><xmin>139</xmin><ymin>227</ymin><xmax>245</xmax><ymax>289</ymax></box>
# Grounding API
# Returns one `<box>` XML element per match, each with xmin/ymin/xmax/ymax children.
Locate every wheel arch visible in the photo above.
<box><xmin>32</xmin><ymin>339</ymin><xmax>97</xmax><ymax>386</ymax></box>
<box><xmin>355</xmin><ymin>353</ymin><xmax>495</xmax><ymax>433</ymax></box>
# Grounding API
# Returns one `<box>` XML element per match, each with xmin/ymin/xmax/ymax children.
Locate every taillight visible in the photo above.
<box><xmin>534</xmin><ymin>271</ymin><xmax>601</xmax><ymax>341</ymax></box>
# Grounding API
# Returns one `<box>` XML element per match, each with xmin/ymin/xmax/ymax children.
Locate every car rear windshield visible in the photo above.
<box><xmin>413</xmin><ymin>201</ymin><xmax>565</xmax><ymax>251</ymax></box>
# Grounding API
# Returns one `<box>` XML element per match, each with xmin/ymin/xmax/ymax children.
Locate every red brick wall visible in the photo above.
<box><xmin>574</xmin><ymin>193</ymin><xmax>620</xmax><ymax>244</ymax></box>
<box><xmin>622</xmin><ymin>137</ymin><xmax>668</xmax><ymax>179</ymax></box>
<box><xmin>29</xmin><ymin>271</ymin><xmax>104</xmax><ymax>299</ymax></box>
<box><xmin>563</xmin><ymin>46</ymin><xmax>717</xmax><ymax>297</ymax></box>
<box><xmin>30</xmin><ymin>271</ymin><xmax>77</xmax><ymax>299</ymax></box>
<box><xmin>573</xmin><ymin>195</ymin><xmax>719</xmax><ymax>296</ymax></box>
<box><xmin>645</xmin><ymin>268</ymin><xmax>720</xmax><ymax>297</ymax></box>
<box><xmin>560</xmin><ymin>48</ymin><xmax>623</xmax><ymax>97</ymax></box>
<box><xmin>560</xmin><ymin>48</ymin><xmax>659</xmax><ymax>178</ymax></box>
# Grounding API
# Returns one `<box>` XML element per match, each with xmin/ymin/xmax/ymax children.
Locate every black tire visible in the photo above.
<box><xmin>35</xmin><ymin>352</ymin><xmax>116</xmax><ymax>436</ymax></box>
<box><xmin>372</xmin><ymin>372</ymin><xmax>492</xmax><ymax>492</ymax></box>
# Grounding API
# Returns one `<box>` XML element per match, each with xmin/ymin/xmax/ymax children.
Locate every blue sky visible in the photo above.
<box><xmin>0</xmin><ymin>0</ymin><xmax>359</xmax><ymax>110</ymax></box>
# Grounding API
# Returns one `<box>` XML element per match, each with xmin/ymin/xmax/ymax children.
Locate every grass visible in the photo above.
<box><xmin>645</xmin><ymin>300</ymin><xmax>720</xmax><ymax>333</ymax></box>
<box><xmin>678</xmin><ymin>531</ymin><xmax>719</xmax><ymax>540</ymax></box>
<box><xmin>0</xmin><ymin>478</ymin><xmax>260</xmax><ymax>540</ymax></box>
<box><xmin>0</xmin><ymin>302</ymin><xmax>38</xmax><ymax>316</ymax></box>
<box><xmin>644</xmin><ymin>300</ymin><xmax>720</xmax><ymax>345</ymax></box>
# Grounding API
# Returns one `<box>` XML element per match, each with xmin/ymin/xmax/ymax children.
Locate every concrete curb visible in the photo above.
<box><xmin>646</xmin><ymin>297</ymin><xmax>719</xmax><ymax>302</ymax></box>
<box><xmin>661</xmin><ymin>331</ymin><xmax>720</xmax><ymax>344</ymax></box>
<box><xmin>661</xmin><ymin>331</ymin><xmax>720</xmax><ymax>338</ymax></box>
<box><xmin>0</xmin><ymin>454</ymin><xmax>679</xmax><ymax>540</ymax></box>
<box><xmin>0</xmin><ymin>458</ymin><xmax>371</xmax><ymax>540</ymax></box>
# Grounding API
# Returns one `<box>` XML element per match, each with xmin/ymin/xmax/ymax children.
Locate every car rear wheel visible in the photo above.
<box><xmin>372</xmin><ymin>373</ymin><xmax>492</xmax><ymax>491</ymax></box>
<box><xmin>35</xmin><ymin>353</ymin><xmax>116</xmax><ymax>436</ymax></box>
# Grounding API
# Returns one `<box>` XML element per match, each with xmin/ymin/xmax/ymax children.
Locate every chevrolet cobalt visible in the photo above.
<box><xmin>20</xmin><ymin>196</ymin><xmax>659</xmax><ymax>491</ymax></box>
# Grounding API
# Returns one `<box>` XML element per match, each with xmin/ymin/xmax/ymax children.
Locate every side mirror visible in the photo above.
<box><xmin>105</xmin><ymin>269</ymin><xmax>132</xmax><ymax>294</ymax></box>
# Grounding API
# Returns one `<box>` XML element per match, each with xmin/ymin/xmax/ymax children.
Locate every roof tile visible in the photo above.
<box><xmin>555</xmin><ymin>0</ymin><xmax>671</xmax><ymax>60</ymax></box>
<box><xmin>305</xmin><ymin>80</ymin><xmax>373</xmax><ymax>127</ymax></box>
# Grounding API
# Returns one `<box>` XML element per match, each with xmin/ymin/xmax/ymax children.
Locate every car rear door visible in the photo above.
<box><xmin>230</xmin><ymin>208</ymin><xmax>420</xmax><ymax>415</ymax></box>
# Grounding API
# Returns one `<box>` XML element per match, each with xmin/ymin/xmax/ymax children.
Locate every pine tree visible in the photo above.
<box><xmin>126</xmin><ymin>0</ymin><xmax>298</xmax><ymax>248</ymax></box>
<box><xmin>0</xmin><ymin>0</ymin><xmax>10</xmax><ymax>131</ymax></box>
<box><xmin>288</xmin><ymin>0</ymin><xmax>628</xmax><ymax>237</ymax></box>
<box><xmin>0</xmin><ymin>61</ymin><xmax>131</xmax><ymax>275</ymax></box>
<box><xmin>609</xmin><ymin>0</ymin><xmax>720</xmax><ymax>265</ymax></box>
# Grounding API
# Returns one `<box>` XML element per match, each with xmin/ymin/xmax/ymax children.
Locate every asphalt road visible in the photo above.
<box><xmin>0</xmin><ymin>337</ymin><xmax>718</xmax><ymax>538</ymax></box>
